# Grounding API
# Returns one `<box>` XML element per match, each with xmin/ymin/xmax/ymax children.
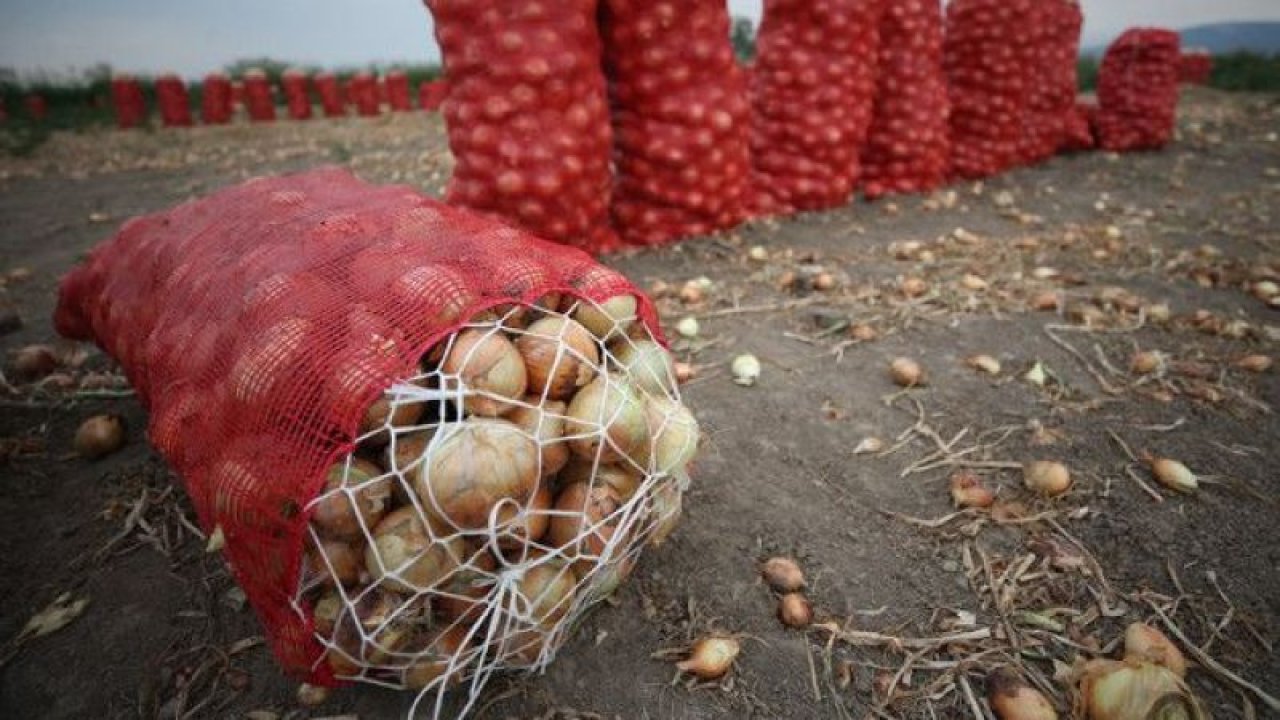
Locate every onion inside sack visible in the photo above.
<box><xmin>564</xmin><ymin>376</ymin><xmax>650</xmax><ymax>466</ymax></box>
<box><xmin>508</xmin><ymin>400</ymin><xmax>570</xmax><ymax>478</ymax></box>
<box><xmin>515</xmin><ymin>316</ymin><xmax>600</xmax><ymax>400</ymax></box>
<box><xmin>364</xmin><ymin>507</ymin><xmax>467</xmax><ymax>594</ymax></box>
<box><xmin>571</xmin><ymin>295</ymin><xmax>638</xmax><ymax>340</ymax></box>
<box><xmin>441</xmin><ymin>328</ymin><xmax>528</xmax><ymax>417</ymax></box>
<box><xmin>415</xmin><ymin>419</ymin><xmax>539</xmax><ymax>531</ymax></box>
<box><xmin>312</xmin><ymin>459</ymin><xmax>393</xmax><ymax>539</ymax></box>
<box><xmin>611</xmin><ymin>340</ymin><xmax>677</xmax><ymax>396</ymax></box>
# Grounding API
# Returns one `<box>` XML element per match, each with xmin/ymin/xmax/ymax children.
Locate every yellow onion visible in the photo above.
<box><xmin>358</xmin><ymin>393</ymin><xmax>425</xmax><ymax>443</ymax></box>
<box><xmin>676</xmin><ymin>636</ymin><xmax>739</xmax><ymax>679</ymax></box>
<box><xmin>74</xmin><ymin>414</ymin><xmax>126</xmax><ymax>459</ymax></box>
<box><xmin>11</xmin><ymin>344</ymin><xmax>59</xmax><ymax>379</ymax></box>
<box><xmin>435</xmin><ymin>548</ymin><xmax>497</xmax><ymax>625</ymax></box>
<box><xmin>1149</xmin><ymin>458</ymin><xmax>1197</xmax><ymax>494</ymax></box>
<box><xmin>516</xmin><ymin>555</ymin><xmax>577</xmax><ymax>626</ymax></box>
<box><xmin>312</xmin><ymin>591</ymin><xmax>343</xmax><ymax>637</ymax></box>
<box><xmin>507</xmin><ymin>400</ymin><xmax>570</xmax><ymax>477</ymax></box>
<box><xmin>441</xmin><ymin>328</ymin><xmax>527</xmax><ymax>417</ymax></box>
<box><xmin>515</xmin><ymin>316</ymin><xmax>600</xmax><ymax>400</ymax></box>
<box><xmin>1023</xmin><ymin>461</ymin><xmax>1072</xmax><ymax>497</ymax></box>
<box><xmin>572</xmin><ymin>295</ymin><xmax>638</xmax><ymax>340</ymax></box>
<box><xmin>416</xmin><ymin>419</ymin><xmax>539</xmax><ymax>530</ymax></box>
<box><xmin>1131</xmin><ymin>351</ymin><xmax>1164</xmax><ymax>375</ymax></box>
<box><xmin>296</xmin><ymin>683</ymin><xmax>330</xmax><ymax>706</ymax></box>
<box><xmin>305</xmin><ymin>538</ymin><xmax>366</xmax><ymax>587</ymax></box>
<box><xmin>890</xmin><ymin>357</ymin><xmax>926</xmax><ymax>387</ymax></box>
<box><xmin>1235</xmin><ymin>354</ymin><xmax>1272</xmax><ymax>373</ymax></box>
<box><xmin>564</xmin><ymin>376</ymin><xmax>649</xmax><ymax>465</ymax></box>
<box><xmin>402</xmin><ymin>626</ymin><xmax>473</xmax><ymax>689</ymax></box>
<box><xmin>778</xmin><ymin>593</ymin><xmax>813</xmax><ymax>628</ymax></box>
<box><xmin>500</xmin><ymin>627</ymin><xmax>560</xmax><ymax>666</ymax></box>
<box><xmin>987</xmin><ymin>667</ymin><xmax>1057</xmax><ymax>720</ymax></box>
<box><xmin>1078</xmin><ymin>659</ymin><xmax>1205</xmax><ymax>720</ymax></box>
<box><xmin>495</xmin><ymin>483</ymin><xmax>554</xmax><ymax>550</ymax></box>
<box><xmin>323</xmin><ymin>587</ymin><xmax>403</xmax><ymax>676</ymax></box>
<box><xmin>384</xmin><ymin>430</ymin><xmax>436</xmax><ymax>477</ymax></box>
<box><xmin>643</xmin><ymin>395</ymin><xmax>700</xmax><ymax>476</ymax></box>
<box><xmin>364</xmin><ymin>507</ymin><xmax>467</xmax><ymax>593</ymax></box>
<box><xmin>612</xmin><ymin>340</ymin><xmax>676</xmax><ymax>396</ymax></box>
<box><xmin>311</xmin><ymin>459</ymin><xmax>392</xmax><ymax>539</ymax></box>
<box><xmin>1124</xmin><ymin>623</ymin><xmax>1187</xmax><ymax>677</ymax></box>
<box><xmin>647</xmin><ymin>481</ymin><xmax>683</xmax><ymax>547</ymax></box>
<box><xmin>950</xmin><ymin>470</ymin><xmax>996</xmax><ymax>508</ymax></box>
<box><xmin>559</xmin><ymin>460</ymin><xmax>642</xmax><ymax>502</ymax></box>
<box><xmin>761</xmin><ymin>557</ymin><xmax>805</xmax><ymax>592</ymax></box>
<box><xmin>231</xmin><ymin>317</ymin><xmax>310</xmax><ymax>404</ymax></box>
<box><xmin>547</xmin><ymin>481</ymin><xmax>622</xmax><ymax>567</ymax></box>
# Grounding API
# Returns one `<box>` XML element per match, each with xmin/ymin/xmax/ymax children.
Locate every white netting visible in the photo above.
<box><xmin>291</xmin><ymin>295</ymin><xmax>696</xmax><ymax>717</ymax></box>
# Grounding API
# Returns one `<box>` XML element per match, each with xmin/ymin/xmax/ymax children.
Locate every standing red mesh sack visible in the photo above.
<box><xmin>156</xmin><ymin>74</ymin><xmax>193</xmax><ymax>128</ymax></box>
<box><xmin>111</xmin><ymin>74</ymin><xmax>147</xmax><ymax>130</ymax></box>
<box><xmin>1179</xmin><ymin>50</ymin><xmax>1212</xmax><ymax>85</ymax></box>
<box><xmin>861</xmin><ymin>0</ymin><xmax>950</xmax><ymax>199</ymax></box>
<box><xmin>283</xmin><ymin>69</ymin><xmax>313</xmax><ymax>121</ymax></box>
<box><xmin>244</xmin><ymin>69</ymin><xmax>277</xmax><ymax>123</ymax></box>
<box><xmin>944</xmin><ymin>0</ymin><xmax>1040</xmax><ymax>179</ymax></box>
<box><xmin>386</xmin><ymin>70</ymin><xmax>413</xmax><ymax>112</ymax></box>
<box><xmin>1020</xmin><ymin>0</ymin><xmax>1083</xmax><ymax>164</ymax></box>
<box><xmin>52</xmin><ymin>166</ymin><xmax>661</xmax><ymax>687</ymax></box>
<box><xmin>426</xmin><ymin>0</ymin><xmax>618</xmax><ymax>252</ymax></box>
<box><xmin>314</xmin><ymin>72</ymin><xmax>345</xmax><ymax>118</ymax></box>
<box><xmin>419</xmin><ymin>79</ymin><xmax>449</xmax><ymax>112</ymax></box>
<box><xmin>350</xmin><ymin>72</ymin><xmax>380</xmax><ymax>117</ymax></box>
<box><xmin>600</xmin><ymin>0</ymin><xmax>752</xmax><ymax>246</ymax></box>
<box><xmin>202</xmin><ymin>73</ymin><xmax>233</xmax><ymax>125</ymax></box>
<box><xmin>1095</xmin><ymin>28</ymin><xmax>1181</xmax><ymax>152</ymax></box>
<box><xmin>749</xmin><ymin>0</ymin><xmax>885</xmax><ymax>214</ymax></box>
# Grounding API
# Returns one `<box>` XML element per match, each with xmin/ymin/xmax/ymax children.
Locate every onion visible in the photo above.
<box><xmin>1130</xmin><ymin>351</ymin><xmax>1164</xmax><ymax>375</ymax></box>
<box><xmin>675</xmin><ymin>316</ymin><xmax>700</xmax><ymax>339</ymax></box>
<box><xmin>674</xmin><ymin>362</ymin><xmax>696</xmax><ymax>384</ymax></box>
<box><xmin>564</xmin><ymin>376</ymin><xmax>649</xmax><ymax>465</ymax></box>
<box><xmin>547</xmin><ymin>481</ymin><xmax>622</xmax><ymax>565</ymax></box>
<box><xmin>777</xmin><ymin>593</ymin><xmax>813</xmax><ymax>628</ymax></box>
<box><xmin>505</xmin><ymin>399</ymin><xmax>568</xmax><ymax>475</ymax></box>
<box><xmin>74</xmin><ymin>414</ymin><xmax>126</xmax><ymax>459</ymax></box>
<box><xmin>384</xmin><ymin>430</ymin><xmax>436</xmax><ymax>477</ymax></box>
<box><xmin>559</xmin><ymin>460</ymin><xmax>642</xmax><ymax>501</ymax></box>
<box><xmin>890</xmin><ymin>357</ymin><xmax>926</xmax><ymax>387</ymax></box>
<box><xmin>296</xmin><ymin>683</ymin><xmax>330</xmax><ymax>707</ymax></box>
<box><xmin>987</xmin><ymin>667</ymin><xmax>1057</xmax><ymax>720</ymax></box>
<box><xmin>761</xmin><ymin>557</ymin><xmax>806</xmax><ymax>592</ymax></box>
<box><xmin>1023</xmin><ymin>461</ymin><xmax>1072</xmax><ymax>497</ymax></box>
<box><xmin>402</xmin><ymin>626</ymin><xmax>472</xmax><ymax>689</ymax></box>
<box><xmin>1148</xmin><ymin>458</ymin><xmax>1197</xmax><ymax>494</ymax></box>
<box><xmin>364</xmin><ymin>507</ymin><xmax>467</xmax><ymax>593</ymax></box>
<box><xmin>305</xmin><ymin>538</ymin><xmax>366</xmax><ymax>586</ymax></box>
<box><xmin>435</xmin><ymin>547</ymin><xmax>497</xmax><ymax>625</ymax></box>
<box><xmin>359</xmin><ymin>393</ymin><xmax>425</xmax><ymax>443</ymax></box>
<box><xmin>515</xmin><ymin>316</ymin><xmax>600</xmax><ymax>400</ymax></box>
<box><xmin>1124</xmin><ymin>623</ymin><xmax>1187</xmax><ymax>677</ymax></box>
<box><xmin>573</xmin><ymin>295</ymin><xmax>638</xmax><ymax>340</ymax></box>
<box><xmin>516</xmin><ymin>556</ymin><xmax>577</xmax><ymax>625</ymax></box>
<box><xmin>312</xmin><ymin>591</ymin><xmax>343</xmax><ymax>637</ymax></box>
<box><xmin>950</xmin><ymin>471</ymin><xmax>995</xmax><ymax>508</ymax></box>
<box><xmin>416</xmin><ymin>419</ymin><xmax>539</xmax><ymax>530</ymax></box>
<box><xmin>676</xmin><ymin>636</ymin><xmax>739</xmax><ymax>679</ymax></box>
<box><xmin>231</xmin><ymin>317</ymin><xmax>309</xmax><ymax>404</ymax></box>
<box><xmin>12</xmin><ymin>344</ymin><xmax>59</xmax><ymax>379</ymax></box>
<box><xmin>495</xmin><ymin>483</ymin><xmax>553</xmax><ymax>550</ymax></box>
<box><xmin>1235</xmin><ymin>355</ymin><xmax>1272</xmax><ymax>373</ymax></box>
<box><xmin>612</xmin><ymin>340</ymin><xmax>676</xmax><ymax>396</ymax></box>
<box><xmin>441</xmin><ymin>328</ymin><xmax>527</xmax><ymax>417</ymax></box>
<box><xmin>966</xmin><ymin>354</ymin><xmax>1002</xmax><ymax>375</ymax></box>
<box><xmin>901</xmin><ymin>277</ymin><xmax>929</xmax><ymax>297</ymax></box>
<box><xmin>731</xmin><ymin>354</ymin><xmax>761</xmax><ymax>386</ymax></box>
<box><xmin>643</xmin><ymin>395</ymin><xmax>700</xmax><ymax>476</ymax></box>
<box><xmin>1031</xmin><ymin>292</ymin><xmax>1061</xmax><ymax>311</ymax></box>
<box><xmin>647</xmin><ymin>481</ymin><xmax>682</xmax><ymax>547</ymax></box>
<box><xmin>679</xmin><ymin>282</ymin><xmax>705</xmax><ymax>304</ymax></box>
<box><xmin>851</xmin><ymin>324</ymin><xmax>879</xmax><ymax>341</ymax></box>
<box><xmin>312</xmin><ymin>459</ymin><xmax>392</xmax><ymax>539</ymax></box>
<box><xmin>813</xmin><ymin>272</ymin><xmax>837</xmax><ymax>291</ymax></box>
<box><xmin>1078</xmin><ymin>659</ymin><xmax>1205</xmax><ymax>720</ymax></box>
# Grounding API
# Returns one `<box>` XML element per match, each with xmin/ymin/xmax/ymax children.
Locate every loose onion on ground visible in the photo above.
<box><xmin>676</xmin><ymin>636</ymin><xmax>739</xmax><ymax>679</ymax></box>
<box><xmin>987</xmin><ymin>667</ymin><xmax>1057</xmax><ymax>720</ymax></box>
<box><xmin>760</xmin><ymin>557</ymin><xmax>805</xmax><ymax>592</ymax></box>
<box><xmin>74</xmin><ymin>414</ymin><xmax>126</xmax><ymax>459</ymax></box>
<box><xmin>1023</xmin><ymin>461</ymin><xmax>1072</xmax><ymax>497</ymax></box>
<box><xmin>1123</xmin><ymin>622</ymin><xmax>1187</xmax><ymax>677</ymax></box>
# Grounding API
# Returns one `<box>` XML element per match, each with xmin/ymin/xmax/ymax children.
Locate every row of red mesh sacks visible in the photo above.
<box><xmin>107</xmin><ymin>71</ymin><xmax>452</xmax><ymax>129</ymax></box>
<box><xmin>1179</xmin><ymin>50</ymin><xmax>1213</xmax><ymax>85</ymax></box>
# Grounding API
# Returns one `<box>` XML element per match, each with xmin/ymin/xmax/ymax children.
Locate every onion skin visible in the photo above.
<box><xmin>507</xmin><ymin>399</ymin><xmax>570</xmax><ymax>478</ymax></box>
<box><xmin>676</xmin><ymin>636</ymin><xmax>739</xmax><ymax>679</ymax></box>
<box><xmin>761</xmin><ymin>557</ymin><xmax>805</xmax><ymax>593</ymax></box>
<box><xmin>1023</xmin><ymin>461</ymin><xmax>1072</xmax><ymax>497</ymax></box>
<box><xmin>74</xmin><ymin>414</ymin><xmax>126</xmax><ymax>459</ymax></box>
<box><xmin>564</xmin><ymin>376</ymin><xmax>650</xmax><ymax>466</ymax></box>
<box><xmin>778</xmin><ymin>593</ymin><xmax>813</xmax><ymax>628</ymax></box>
<box><xmin>441</xmin><ymin>328</ymin><xmax>528</xmax><ymax>417</ymax></box>
<box><xmin>1124</xmin><ymin>623</ymin><xmax>1187</xmax><ymax>677</ymax></box>
<box><xmin>987</xmin><ymin>667</ymin><xmax>1057</xmax><ymax>720</ymax></box>
<box><xmin>312</xmin><ymin>459</ymin><xmax>392</xmax><ymax>539</ymax></box>
<box><xmin>572</xmin><ymin>295</ymin><xmax>638</xmax><ymax>340</ymax></box>
<box><xmin>364</xmin><ymin>507</ymin><xmax>466</xmax><ymax>593</ymax></box>
<box><xmin>612</xmin><ymin>340</ymin><xmax>676</xmax><ymax>396</ymax></box>
<box><xmin>416</xmin><ymin>419</ymin><xmax>539</xmax><ymax>530</ymax></box>
<box><xmin>515</xmin><ymin>317</ymin><xmax>600</xmax><ymax>400</ymax></box>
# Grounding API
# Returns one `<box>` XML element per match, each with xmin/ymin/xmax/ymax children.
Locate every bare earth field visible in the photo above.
<box><xmin>1</xmin><ymin>89</ymin><xmax>1278</xmax><ymax>719</ymax></box>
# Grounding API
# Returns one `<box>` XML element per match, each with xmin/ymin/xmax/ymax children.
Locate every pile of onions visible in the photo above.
<box><xmin>297</xmin><ymin>296</ymin><xmax>699</xmax><ymax>694</ymax></box>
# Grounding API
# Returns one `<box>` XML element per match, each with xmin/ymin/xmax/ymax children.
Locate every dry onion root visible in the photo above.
<box><xmin>295</xmin><ymin>296</ymin><xmax>699</xmax><ymax>697</ymax></box>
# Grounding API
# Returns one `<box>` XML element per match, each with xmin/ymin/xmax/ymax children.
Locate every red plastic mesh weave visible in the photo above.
<box><xmin>1020</xmin><ymin>0</ymin><xmax>1083</xmax><ymax>164</ymax></box>
<box><xmin>418</xmin><ymin>79</ymin><xmax>449</xmax><ymax>112</ymax></box>
<box><xmin>1179</xmin><ymin>51</ymin><xmax>1212</xmax><ymax>85</ymax></box>
<box><xmin>283</xmin><ymin>70</ymin><xmax>313</xmax><ymax>121</ymax></box>
<box><xmin>202</xmin><ymin>73</ymin><xmax>233</xmax><ymax>126</ymax></box>
<box><xmin>156</xmin><ymin>74</ymin><xmax>193</xmax><ymax>128</ymax></box>
<box><xmin>111</xmin><ymin>75</ymin><xmax>147</xmax><ymax>130</ymax></box>
<box><xmin>314</xmin><ymin>73</ymin><xmax>345</xmax><ymax>118</ymax></box>
<box><xmin>52</xmin><ymin>167</ymin><xmax>660</xmax><ymax>683</ymax></box>
<box><xmin>349</xmin><ymin>72</ymin><xmax>380</xmax><ymax>117</ymax></box>
<box><xmin>386</xmin><ymin>70</ymin><xmax>414</xmax><ymax>112</ymax></box>
<box><xmin>24</xmin><ymin>94</ymin><xmax>48</xmax><ymax>122</ymax></box>
<box><xmin>861</xmin><ymin>0</ymin><xmax>950</xmax><ymax>199</ymax></box>
<box><xmin>600</xmin><ymin>0</ymin><xmax>752</xmax><ymax>246</ymax></box>
<box><xmin>427</xmin><ymin>0</ymin><xmax>618</xmax><ymax>253</ymax></box>
<box><xmin>944</xmin><ymin>0</ymin><xmax>1040</xmax><ymax>179</ymax></box>
<box><xmin>1060</xmin><ymin>102</ymin><xmax>1096</xmax><ymax>152</ymax></box>
<box><xmin>749</xmin><ymin>0</ymin><xmax>885</xmax><ymax>214</ymax></box>
<box><xmin>244</xmin><ymin>70</ymin><xmax>277</xmax><ymax>123</ymax></box>
<box><xmin>1095</xmin><ymin>28</ymin><xmax>1181</xmax><ymax>152</ymax></box>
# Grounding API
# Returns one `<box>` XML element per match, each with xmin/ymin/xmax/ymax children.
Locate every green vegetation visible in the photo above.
<box><xmin>1079</xmin><ymin>51</ymin><xmax>1280</xmax><ymax>93</ymax></box>
<box><xmin>731</xmin><ymin>17</ymin><xmax>756</xmax><ymax>64</ymax></box>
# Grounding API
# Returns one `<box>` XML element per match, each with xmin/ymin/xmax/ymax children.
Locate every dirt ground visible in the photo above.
<box><xmin>1</xmin><ymin>88</ymin><xmax>1278</xmax><ymax>719</ymax></box>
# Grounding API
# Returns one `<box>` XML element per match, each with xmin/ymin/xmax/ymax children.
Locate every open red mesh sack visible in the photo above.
<box><xmin>314</xmin><ymin>73</ymin><xmax>345</xmax><ymax>118</ymax></box>
<box><xmin>111</xmin><ymin>74</ymin><xmax>147</xmax><ymax>130</ymax></box>
<box><xmin>419</xmin><ymin>79</ymin><xmax>449</xmax><ymax>112</ymax></box>
<box><xmin>244</xmin><ymin>70</ymin><xmax>277</xmax><ymax>123</ymax></box>
<box><xmin>283</xmin><ymin>70</ymin><xmax>313</xmax><ymax>121</ymax></box>
<box><xmin>426</xmin><ymin>0</ymin><xmax>617</xmax><ymax>253</ymax></box>
<box><xmin>944</xmin><ymin>0</ymin><xmax>1040</xmax><ymax>179</ymax></box>
<box><xmin>202</xmin><ymin>73</ymin><xmax>233</xmax><ymax>125</ymax></box>
<box><xmin>349</xmin><ymin>72</ymin><xmax>380</xmax><ymax>117</ymax></box>
<box><xmin>861</xmin><ymin>0</ymin><xmax>950</xmax><ymax>199</ymax></box>
<box><xmin>1095</xmin><ymin>28</ymin><xmax>1181</xmax><ymax>152</ymax></box>
<box><xmin>1020</xmin><ymin>0</ymin><xmax>1083</xmax><ymax>164</ymax></box>
<box><xmin>1180</xmin><ymin>50</ymin><xmax>1212</xmax><ymax>85</ymax></box>
<box><xmin>749</xmin><ymin>0</ymin><xmax>884</xmax><ymax>214</ymax></box>
<box><xmin>600</xmin><ymin>0</ymin><xmax>752</xmax><ymax>246</ymax></box>
<box><xmin>53</xmin><ymin>166</ymin><xmax>661</xmax><ymax>688</ymax></box>
<box><xmin>386</xmin><ymin>70</ymin><xmax>414</xmax><ymax>112</ymax></box>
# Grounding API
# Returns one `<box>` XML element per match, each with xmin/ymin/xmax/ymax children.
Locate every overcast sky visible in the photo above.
<box><xmin>1</xmin><ymin>0</ymin><xmax>1277</xmax><ymax>80</ymax></box>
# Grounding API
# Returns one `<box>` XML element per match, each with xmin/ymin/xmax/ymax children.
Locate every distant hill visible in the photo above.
<box><xmin>1181</xmin><ymin>22</ymin><xmax>1280</xmax><ymax>54</ymax></box>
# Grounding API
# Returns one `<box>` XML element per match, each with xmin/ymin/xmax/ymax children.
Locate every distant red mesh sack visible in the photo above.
<box><xmin>1060</xmin><ymin>102</ymin><xmax>1095</xmax><ymax>152</ymax></box>
<box><xmin>1095</xmin><ymin>28</ymin><xmax>1181</xmax><ymax>152</ymax></box>
<box><xmin>156</xmin><ymin>74</ymin><xmax>193</xmax><ymax>128</ymax></box>
<box><xmin>314</xmin><ymin>73</ymin><xmax>345</xmax><ymax>118</ymax></box>
<box><xmin>24</xmin><ymin>94</ymin><xmax>48</xmax><ymax>121</ymax></box>
<box><xmin>944</xmin><ymin>0</ymin><xmax>1040</xmax><ymax>179</ymax></box>
<box><xmin>52</xmin><ymin>166</ymin><xmax>657</xmax><ymax>683</ymax></box>
<box><xmin>600</xmin><ymin>0</ymin><xmax>752</xmax><ymax>246</ymax></box>
<box><xmin>862</xmin><ymin>0</ymin><xmax>950</xmax><ymax>199</ymax></box>
<box><xmin>1020</xmin><ymin>0</ymin><xmax>1083</xmax><ymax>164</ymax></box>
<box><xmin>386</xmin><ymin>71</ymin><xmax>413</xmax><ymax>111</ymax></box>
<box><xmin>419</xmin><ymin>79</ymin><xmax>449</xmax><ymax>112</ymax></box>
<box><xmin>1179</xmin><ymin>50</ymin><xmax>1212</xmax><ymax>85</ymax></box>
<box><xmin>283</xmin><ymin>70</ymin><xmax>313</xmax><ymax>121</ymax></box>
<box><xmin>112</xmin><ymin>74</ymin><xmax>147</xmax><ymax>130</ymax></box>
<box><xmin>750</xmin><ymin>0</ymin><xmax>884</xmax><ymax>214</ymax></box>
<box><xmin>349</xmin><ymin>72</ymin><xmax>380</xmax><ymax>117</ymax></box>
<box><xmin>244</xmin><ymin>70</ymin><xmax>277</xmax><ymax>122</ymax></box>
<box><xmin>202</xmin><ymin>73</ymin><xmax>233</xmax><ymax>125</ymax></box>
<box><xmin>427</xmin><ymin>0</ymin><xmax>617</xmax><ymax>252</ymax></box>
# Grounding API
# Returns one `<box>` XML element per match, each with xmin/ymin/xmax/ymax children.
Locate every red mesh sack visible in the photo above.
<box><xmin>1179</xmin><ymin>50</ymin><xmax>1212</xmax><ymax>85</ymax></box>
<box><xmin>350</xmin><ymin>72</ymin><xmax>380</xmax><ymax>117</ymax></box>
<box><xmin>386</xmin><ymin>70</ymin><xmax>414</xmax><ymax>112</ymax></box>
<box><xmin>427</xmin><ymin>0</ymin><xmax>618</xmax><ymax>252</ymax></box>
<box><xmin>25</xmin><ymin>94</ymin><xmax>48</xmax><ymax>122</ymax></box>
<box><xmin>419</xmin><ymin>79</ymin><xmax>449</xmax><ymax>112</ymax></box>
<box><xmin>1060</xmin><ymin>102</ymin><xmax>1095</xmax><ymax>152</ymax></box>
<box><xmin>1020</xmin><ymin>0</ymin><xmax>1083</xmax><ymax>164</ymax></box>
<box><xmin>749</xmin><ymin>0</ymin><xmax>885</xmax><ymax>214</ymax></box>
<box><xmin>600</xmin><ymin>0</ymin><xmax>752</xmax><ymax>246</ymax></box>
<box><xmin>202</xmin><ymin>73</ymin><xmax>233</xmax><ymax>125</ymax></box>
<box><xmin>861</xmin><ymin>0</ymin><xmax>950</xmax><ymax>199</ymax></box>
<box><xmin>156</xmin><ymin>74</ymin><xmax>194</xmax><ymax>128</ymax></box>
<box><xmin>111</xmin><ymin>74</ymin><xmax>147</xmax><ymax>130</ymax></box>
<box><xmin>314</xmin><ymin>72</ymin><xmax>345</xmax><ymax>118</ymax></box>
<box><xmin>1095</xmin><ymin>28</ymin><xmax>1181</xmax><ymax>152</ymax></box>
<box><xmin>944</xmin><ymin>0</ymin><xmax>1040</xmax><ymax>179</ymax></box>
<box><xmin>244</xmin><ymin>69</ymin><xmax>277</xmax><ymax>123</ymax></box>
<box><xmin>283</xmin><ymin>69</ymin><xmax>313</xmax><ymax>121</ymax></box>
<box><xmin>52</xmin><ymin>166</ymin><xmax>664</xmax><ymax>689</ymax></box>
